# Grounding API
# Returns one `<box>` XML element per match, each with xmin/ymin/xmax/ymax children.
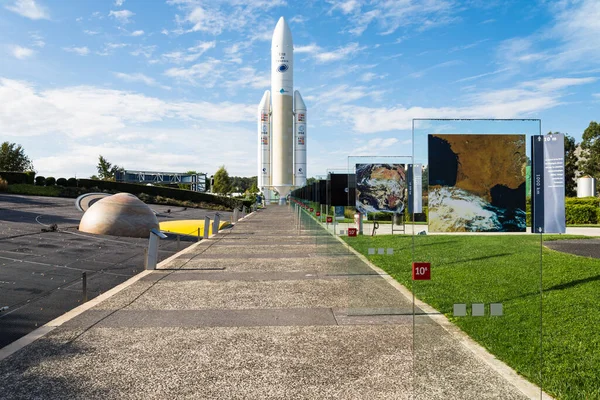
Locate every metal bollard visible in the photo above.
<box><xmin>177</xmin><ymin>234</ymin><xmax>181</xmax><ymax>250</ymax></box>
<box><xmin>233</xmin><ymin>208</ymin><xmax>239</xmax><ymax>223</ymax></box>
<box><xmin>204</xmin><ymin>216</ymin><xmax>210</xmax><ymax>239</ymax></box>
<box><xmin>212</xmin><ymin>213</ymin><xmax>221</xmax><ymax>235</ymax></box>
<box><xmin>82</xmin><ymin>272</ymin><xmax>87</xmax><ymax>303</ymax></box>
<box><xmin>197</xmin><ymin>227</ymin><xmax>201</xmax><ymax>242</ymax></box>
<box><xmin>146</xmin><ymin>228</ymin><xmax>168</xmax><ymax>270</ymax></box>
<box><xmin>242</xmin><ymin>207</ymin><xmax>246</xmax><ymax>218</ymax></box>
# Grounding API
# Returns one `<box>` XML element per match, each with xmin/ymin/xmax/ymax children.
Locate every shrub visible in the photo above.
<box><xmin>566</xmin><ymin>205</ymin><xmax>598</xmax><ymax>225</ymax></box>
<box><xmin>25</xmin><ymin>171</ymin><xmax>35</xmax><ymax>185</ymax></box>
<box><xmin>566</xmin><ymin>197</ymin><xmax>599</xmax><ymax>207</ymax></box>
<box><xmin>56</xmin><ymin>178</ymin><xmax>67</xmax><ymax>186</ymax></box>
<box><xmin>45</xmin><ymin>177</ymin><xmax>56</xmax><ymax>186</ymax></box>
<box><xmin>35</xmin><ymin>176</ymin><xmax>46</xmax><ymax>186</ymax></box>
<box><xmin>0</xmin><ymin>178</ymin><xmax>7</xmax><ymax>191</ymax></box>
<box><xmin>368</xmin><ymin>212</ymin><xmax>392</xmax><ymax>221</ymax></box>
<box><xmin>0</xmin><ymin>171</ymin><xmax>30</xmax><ymax>185</ymax></box>
<box><xmin>66</xmin><ymin>178</ymin><xmax>77</xmax><ymax>187</ymax></box>
<box><xmin>344</xmin><ymin>207</ymin><xmax>356</xmax><ymax>219</ymax></box>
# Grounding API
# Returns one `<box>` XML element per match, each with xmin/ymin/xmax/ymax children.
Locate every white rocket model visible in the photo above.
<box><xmin>258</xmin><ymin>16</ymin><xmax>307</xmax><ymax>205</ymax></box>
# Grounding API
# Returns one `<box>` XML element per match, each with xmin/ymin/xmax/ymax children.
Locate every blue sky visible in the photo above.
<box><xmin>1</xmin><ymin>0</ymin><xmax>598</xmax><ymax>179</ymax></box>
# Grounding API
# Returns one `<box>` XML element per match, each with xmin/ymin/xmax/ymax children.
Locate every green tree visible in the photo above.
<box><xmin>306</xmin><ymin>177</ymin><xmax>317</xmax><ymax>185</ymax></box>
<box><xmin>578</xmin><ymin>121</ymin><xmax>600</xmax><ymax>179</ymax></box>
<box><xmin>0</xmin><ymin>142</ymin><xmax>34</xmax><ymax>172</ymax></box>
<box><xmin>212</xmin><ymin>165</ymin><xmax>232</xmax><ymax>194</ymax></box>
<box><xmin>96</xmin><ymin>155</ymin><xmax>123</xmax><ymax>181</ymax></box>
<box><xmin>248</xmin><ymin>181</ymin><xmax>259</xmax><ymax>195</ymax></box>
<box><xmin>564</xmin><ymin>133</ymin><xmax>578</xmax><ymax>197</ymax></box>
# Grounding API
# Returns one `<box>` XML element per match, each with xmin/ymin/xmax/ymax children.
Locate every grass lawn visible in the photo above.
<box><xmin>343</xmin><ymin>234</ymin><xmax>600</xmax><ymax>400</ymax></box>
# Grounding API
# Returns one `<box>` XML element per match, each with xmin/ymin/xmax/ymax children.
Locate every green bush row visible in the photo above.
<box><xmin>34</xmin><ymin>176</ymin><xmax>79</xmax><ymax>187</ymax></box>
<box><xmin>0</xmin><ymin>171</ymin><xmax>35</xmax><ymax>185</ymax></box>
<box><xmin>566</xmin><ymin>205</ymin><xmax>599</xmax><ymax>225</ymax></box>
<box><xmin>76</xmin><ymin>179</ymin><xmax>243</xmax><ymax>210</ymax></box>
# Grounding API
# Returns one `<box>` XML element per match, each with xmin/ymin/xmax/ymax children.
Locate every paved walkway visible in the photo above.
<box><xmin>0</xmin><ymin>206</ymin><xmax>546</xmax><ymax>399</ymax></box>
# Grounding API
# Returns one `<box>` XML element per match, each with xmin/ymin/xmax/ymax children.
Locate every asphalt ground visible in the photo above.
<box><xmin>544</xmin><ymin>239</ymin><xmax>600</xmax><ymax>258</ymax></box>
<box><xmin>0</xmin><ymin>194</ymin><xmax>231</xmax><ymax>348</ymax></box>
<box><xmin>0</xmin><ymin>205</ymin><xmax>546</xmax><ymax>399</ymax></box>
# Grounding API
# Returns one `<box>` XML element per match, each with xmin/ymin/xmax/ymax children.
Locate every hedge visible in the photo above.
<box><xmin>76</xmin><ymin>179</ymin><xmax>243</xmax><ymax>209</ymax></box>
<box><xmin>45</xmin><ymin>177</ymin><xmax>56</xmax><ymax>186</ymax></box>
<box><xmin>35</xmin><ymin>176</ymin><xmax>45</xmax><ymax>186</ymax></box>
<box><xmin>56</xmin><ymin>178</ymin><xmax>67</xmax><ymax>186</ymax></box>
<box><xmin>66</xmin><ymin>178</ymin><xmax>77</xmax><ymax>187</ymax></box>
<box><xmin>0</xmin><ymin>171</ymin><xmax>35</xmax><ymax>185</ymax></box>
<box><xmin>566</xmin><ymin>205</ymin><xmax>598</xmax><ymax>225</ymax></box>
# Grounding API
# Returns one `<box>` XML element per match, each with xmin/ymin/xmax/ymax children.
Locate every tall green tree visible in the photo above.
<box><xmin>578</xmin><ymin>121</ymin><xmax>600</xmax><ymax>179</ymax></box>
<box><xmin>564</xmin><ymin>133</ymin><xmax>578</xmax><ymax>197</ymax></box>
<box><xmin>96</xmin><ymin>155</ymin><xmax>123</xmax><ymax>181</ymax></box>
<box><xmin>212</xmin><ymin>165</ymin><xmax>232</xmax><ymax>194</ymax></box>
<box><xmin>0</xmin><ymin>142</ymin><xmax>34</xmax><ymax>172</ymax></box>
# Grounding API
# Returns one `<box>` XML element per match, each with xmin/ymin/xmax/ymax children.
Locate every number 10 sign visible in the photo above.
<box><xmin>412</xmin><ymin>262</ymin><xmax>431</xmax><ymax>280</ymax></box>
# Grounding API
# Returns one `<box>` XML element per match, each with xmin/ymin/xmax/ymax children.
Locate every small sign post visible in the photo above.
<box><xmin>412</xmin><ymin>262</ymin><xmax>431</xmax><ymax>280</ymax></box>
<box><xmin>348</xmin><ymin>228</ymin><xmax>357</xmax><ymax>237</ymax></box>
<box><xmin>326</xmin><ymin>216</ymin><xmax>333</xmax><ymax>223</ymax></box>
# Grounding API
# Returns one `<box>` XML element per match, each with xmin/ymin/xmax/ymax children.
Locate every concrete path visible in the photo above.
<box><xmin>0</xmin><ymin>206</ymin><xmax>545</xmax><ymax>399</ymax></box>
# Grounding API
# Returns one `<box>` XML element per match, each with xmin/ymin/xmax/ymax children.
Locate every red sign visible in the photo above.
<box><xmin>310</xmin><ymin>208</ymin><xmax>314</xmax><ymax>212</ymax></box>
<box><xmin>316</xmin><ymin>211</ymin><xmax>321</xmax><ymax>216</ymax></box>
<box><xmin>348</xmin><ymin>228</ymin><xmax>357</xmax><ymax>237</ymax></box>
<box><xmin>412</xmin><ymin>262</ymin><xmax>431</xmax><ymax>280</ymax></box>
<box><xmin>326</xmin><ymin>216</ymin><xmax>333</xmax><ymax>223</ymax></box>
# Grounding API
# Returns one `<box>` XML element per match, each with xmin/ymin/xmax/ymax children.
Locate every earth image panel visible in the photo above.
<box><xmin>427</xmin><ymin>134</ymin><xmax>527</xmax><ymax>232</ymax></box>
<box><xmin>355</xmin><ymin>164</ymin><xmax>406</xmax><ymax>215</ymax></box>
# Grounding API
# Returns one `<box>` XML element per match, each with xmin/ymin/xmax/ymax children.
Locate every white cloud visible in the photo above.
<box><xmin>113</xmin><ymin>72</ymin><xmax>171</xmax><ymax>90</ymax></box>
<box><xmin>162</xmin><ymin>41</ymin><xmax>216</xmax><ymax>64</ymax></box>
<box><xmin>63</xmin><ymin>46</ymin><xmax>90</xmax><ymax>56</ymax></box>
<box><xmin>114</xmin><ymin>0</ymin><xmax>125</xmax><ymax>6</ymax></box>
<box><xmin>409</xmin><ymin>60</ymin><xmax>462</xmax><ymax>78</ymax></box>
<box><xmin>294</xmin><ymin>44</ymin><xmax>321</xmax><ymax>53</ymax></box>
<box><xmin>330</xmin><ymin>77</ymin><xmax>597</xmax><ymax>133</ymax></box>
<box><xmin>108</xmin><ymin>9</ymin><xmax>134</xmax><ymax>24</ymax></box>
<box><xmin>496</xmin><ymin>0</ymin><xmax>600</xmax><ymax>72</ymax></box>
<box><xmin>453</xmin><ymin>68</ymin><xmax>511</xmax><ymax>84</ymax></box>
<box><xmin>164</xmin><ymin>59</ymin><xmax>222</xmax><ymax>85</ymax></box>
<box><xmin>547</xmin><ymin>0</ymin><xmax>600</xmax><ymax>68</ymax></box>
<box><xmin>593</xmin><ymin>93</ymin><xmax>600</xmax><ymax>98</ymax></box>
<box><xmin>11</xmin><ymin>45</ymin><xmax>35</xmax><ymax>59</ymax></box>
<box><xmin>290</xmin><ymin>15</ymin><xmax>307</xmax><ymax>24</ymax></box>
<box><xmin>327</xmin><ymin>0</ymin><xmax>457</xmax><ymax>36</ymax></box>
<box><xmin>167</xmin><ymin>0</ymin><xmax>284</xmax><ymax>36</ymax></box>
<box><xmin>83</xmin><ymin>30</ymin><xmax>99</xmax><ymax>35</ymax></box>
<box><xmin>130</xmin><ymin>45</ymin><xmax>156</xmax><ymax>58</ymax></box>
<box><xmin>314</xmin><ymin>43</ymin><xmax>367</xmax><ymax>63</ymax></box>
<box><xmin>131</xmin><ymin>30</ymin><xmax>144</xmax><ymax>36</ymax></box>
<box><xmin>5</xmin><ymin>0</ymin><xmax>49</xmax><ymax>20</ymax></box>
<box><xmin>96</xmin><ymin>43</ymin><xmax>128</xmax><ymax>56</ymax></box>
<box><xmin>0</xmin><ymin>78</ymin><xmax>254</xmax><ymax>141</ymax></box>
<box><xmin>30</xmin><ymin>32</ymin><xmax>45</xmax><ymax>48</ymax></box>
<box><xmin>353</xmin><ymin>137</ymin><xmax>399</xmax><ymax>155</ymax></box>
<box><xmin>223</xmin><ymin>67</ymin><xmax>270</xmax><ymax>89</ymax></box>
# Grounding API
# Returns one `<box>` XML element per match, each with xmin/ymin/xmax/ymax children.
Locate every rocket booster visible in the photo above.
<box><xmin>257</xmin><ymin>17</ymin><xmax>307</xmax><ymax>204</ymax></box>
<box><xmin>294</xmin><ymin>90</ymin><xmax>306</xmax><ymax>187</ymax></box>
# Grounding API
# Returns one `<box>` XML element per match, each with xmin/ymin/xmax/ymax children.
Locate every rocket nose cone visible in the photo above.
<box><xmin>273</xmin><ymin>16</ymin><xmax>292</xmax><ymax>42</ymax></box>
